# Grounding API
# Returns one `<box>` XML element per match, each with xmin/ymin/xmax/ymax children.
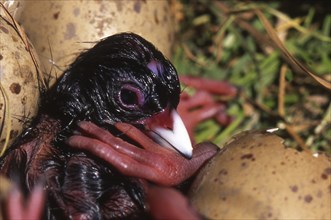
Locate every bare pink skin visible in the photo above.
<box><xmin>146</xmin><ymin>184</ymin><xmax>201</xmax><ymax>220</ymax></box>
<box><xmin>67</xmin><ymin>122</ymin><xmax>218</xmax><ymax>186</ymax></box>
<box><xmin>6</xmin><ymin>185</ymin><xmax>45</xmax><ymax>220</ymax></box>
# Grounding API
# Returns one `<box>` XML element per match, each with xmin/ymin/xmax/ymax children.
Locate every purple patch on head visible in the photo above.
<box><xmin>147</xmin><ymin>60</ymin><xmax>163</xmax><ymax>77</ymax></box>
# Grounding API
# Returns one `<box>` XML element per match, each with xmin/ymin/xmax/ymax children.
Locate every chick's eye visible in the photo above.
<box><xmin>118</xmin><ymin>84</ymin><xmax>144</xmax><ymax>109</ymax></box>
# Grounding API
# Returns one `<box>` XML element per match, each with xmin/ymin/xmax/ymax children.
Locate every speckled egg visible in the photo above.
<box><xmin>189</xmin><ymin>130</ymin><xmax>331</xmax><ymax>219</ymax></box>
<box><xmin>0</xmin><ymin>5</ymin><xmax>41</xmax><ymax>154</ymax></box>
<box><xmin>19</xmin><ymin>0</ymin><xmax>175</xmax><ymax>86</ymax></box>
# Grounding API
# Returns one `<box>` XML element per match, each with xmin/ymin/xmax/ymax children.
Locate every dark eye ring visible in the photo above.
<box><xmin>118</xmin><ymin>84</ymin><xmax>144</xmax><ymax>109</ymax></box>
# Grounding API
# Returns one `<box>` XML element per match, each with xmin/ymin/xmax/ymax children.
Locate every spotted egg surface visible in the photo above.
<box><xmin>0</xmin><ymin>8</ymin><xmax>41</xmax><ymax>153</ymax></box>
<box><xmin>19</xmin><ymin>1</ymin><xmax>175</xmax><ymax>86</ymax></box>
<box><xmin>189</xmin><ymin>131</ymin><xmax>331</xmax><ymax>219</ymax></box>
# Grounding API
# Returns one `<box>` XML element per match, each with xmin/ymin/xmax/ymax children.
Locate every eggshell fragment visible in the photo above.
<box><xmin>0</xmin><ymin>6</ymin><xmax>41</xmax><ymax>153</ymax></box>
<box><xmin>19</xmin><ymin>1</ymin><xmax>175</xmax><ymax>86</ymax></box>
<box><xmin>189</xmin><ymin>130</ymin><xmax>331</xmax><ymax>219</ymax></box>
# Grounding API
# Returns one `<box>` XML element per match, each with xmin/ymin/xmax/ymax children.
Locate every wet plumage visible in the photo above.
<box><xmin>0</xmin><ymin>33</ymin><xmax>183</xmax><ymax>219</ymax></box>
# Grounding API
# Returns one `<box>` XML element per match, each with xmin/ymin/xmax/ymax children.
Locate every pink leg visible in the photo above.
<box><xmin>66</xmin><ymin>122</ymin><xmax>218</xmax><ymax>186</ymax></box>
<box><xmin>146</xmin><ymin>184</ymin><xmax>201</xmax><ymax>220</ymax></box>
<box><xmin>178</xmin><ymin>76</ymin><xmax>238</xmax><ymax>142</ymax></box>
<box><xmin>178</xmin><ymin>91</ymin><xmax>232</xmax><ymax>141</ymax></box>
<box><xmin>6</xmin><ymin>184</ymin><xmax>45</xmax><ymax>220</ymax></box>
<box><xmin>179</xmin><ymin>91</ymin><xmax>215</xmax><ymax>110</ymax></box>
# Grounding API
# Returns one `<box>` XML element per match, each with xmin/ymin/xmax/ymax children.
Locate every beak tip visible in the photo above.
<box><xmin>183</xmin><ymin>151</ymin><xmax>193</xmax><ymax>159</ymax></box>
<box><xmin>151</xmin><ymin>109</ymin><xmax>193</xmax><ymax>159</ymax></box>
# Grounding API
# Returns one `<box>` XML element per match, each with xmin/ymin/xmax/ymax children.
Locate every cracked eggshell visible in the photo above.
<box><xmin>19</xmin><ymin>0</ymin><xmax>175</xmax><ymax>86</ymax></box>
<box><xmin>189</xmin><ymin>131</ymin><xmax>331</xmax><ymax>220</ymax></box>
<box><xmin>0</xmin><ymin>7</ymin><xmax>41</xmax><ymax>153</ymax></box>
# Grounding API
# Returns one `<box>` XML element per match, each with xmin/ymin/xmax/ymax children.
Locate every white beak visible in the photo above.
<box><xmin>150</xmin><ymin>110</ymin><xmax>193</xmax><ymax>158</ymax></box>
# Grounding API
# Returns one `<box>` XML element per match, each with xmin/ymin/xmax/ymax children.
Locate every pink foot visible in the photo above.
<box><xmin>146</xmin><ymin>184</ymin><xmax>201</xmax><ymax>220</ymax></box>
<box><xmin>178</xmin><ymin>76</ymin><xmax>237</xmax><ymax>142</ymax></box>
<box><xmin>67</xmin><ymin>121</ymin><xmax>218</xmax><ymax>186</ymax></box>
<box><xmin>6</xmin><ymin>184</ymin><xmax>45</xmax><ymax>220</ymax></box>
<box><xmin>178</xmin><ymin>91</ymin><xmax>228</xmax><ymax>140</ymax></box>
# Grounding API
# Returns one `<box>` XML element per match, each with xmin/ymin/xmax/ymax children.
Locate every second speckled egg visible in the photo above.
<box><xmin>189</xmin><ymin>131</ymin><xmax>331</xmax><ymax>219</ymax></box>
